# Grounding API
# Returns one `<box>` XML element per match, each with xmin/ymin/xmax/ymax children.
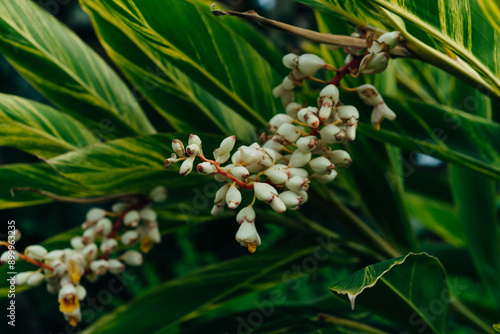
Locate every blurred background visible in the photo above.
<box><xmin>0</xmin><ymin>1</ymin><xmax>469</xmax><ymax>333</ymax></box>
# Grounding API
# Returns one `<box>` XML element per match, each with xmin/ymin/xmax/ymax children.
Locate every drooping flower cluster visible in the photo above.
<box><xmin>0</xmin><ymin>186</ymin><xmax>167</xmax><ymax>327</ymax></box>
<box><xmin>164</xmin><ymin>31</ymin><xmax>401</xmax><ymax>254</ymax></box>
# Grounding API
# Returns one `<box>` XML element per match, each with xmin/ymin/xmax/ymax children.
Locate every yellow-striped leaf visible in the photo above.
<box><xmin>0</xmin><ymin>0</ymin><xmax>155</xmax><ymax>138</ymax></box>
<box><xmin>0</xmin><ymin>93</ymin><xmax>98</xmax><ymax>158</ymax></box>
<box><xmin>80</xmin><ymin>0</ymin><xmax>282</xmax><ymax>129</ymax></box>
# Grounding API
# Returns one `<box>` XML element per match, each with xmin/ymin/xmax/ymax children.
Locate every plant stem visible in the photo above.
<box><xmin>317</xmin><ymin>313</ymin><xmax>390</xmax><ymax>334</ymax></box>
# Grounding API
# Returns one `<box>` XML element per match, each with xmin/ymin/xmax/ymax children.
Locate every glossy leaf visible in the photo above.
<box><xmin>0</xmin><ymin>0</ymin><xmax>155</xmax><ymax>137</ymax></box>
<box><xmin>330</xmin><ymin>253</ymin><xmax>449</xmax><ymax>334</ymax></box>
<box><xmin>478</xmin><ymin>0</ymin><xmax>500</xmax><ymax>35</ymax></box>
<box><xmin>81</xmin><ymin>243</ymin><xmax>328</xmax><ymax>334</ymax></box>
<box><xmin>0</xmin><ymin>94</ymin><xmax>98</xmax><ymax>158</ymax></box>
<box><xmin>80</xmin><ymin>0</ymin><xmax>282</xmax><ymax>129</ymax></box>
<box><xmin>82</xmin><ymin>10</ymin><xmax>257</xmax><ymax>141</ymax></box>
<box><xmin>449</xmin><ymin>166</ymin><xmax>500</xmax><ymax>305</ymax></box>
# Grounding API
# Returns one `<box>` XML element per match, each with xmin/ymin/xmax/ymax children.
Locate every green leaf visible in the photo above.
<box><xmin>0</xmin><ymin>94</ymin><xmax>98</xmax><ymax>158</ymax></box>
<box><xmin>80</xmin><ymin>0</ymin><xmax>282</xmax><ymax>129</ymax></box>
<box><xmin>449</xmin><ymin>166</ymin><xmax>500</xmax><ymax>306</ymax></box>
<box><xmin>366</xmin><ymin>0</ymin><xmax>500</xmax><ymax>96</ymax></box>
<box><xmin>478</xmin><ymin>0</ymin><xmax>500</xmax><ymax>35</ymax></box>
<box><xmin>406</xmin><ymin>192</ymin><xmax>465</xmax><ymax>247</ymax></box>
<box><xmin>330</xmin><ymin>253</ymin><xmax>449</xmax><ymax>334</ymax></box>
<box><xmin>83</xmin><ymin>10</ymin><xmax>257</xmax><ymax>141</ymax></box>
<box><xmin>81</xmin><ymin>243</ymin><xmax>329</xmax><ymax>334</ymax></box>
<box><xmin>0</xmin><ymin>0</ymin><xmax>155</xmax><ymax>137</ymax></box>
<box><xmin>344</xmin><ymin>95</ymin><xmax>500</xmax><ymax>182</ymax></box>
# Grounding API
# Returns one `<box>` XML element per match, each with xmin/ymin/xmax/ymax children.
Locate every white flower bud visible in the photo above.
<box><xmin>318</xmin><ymin>97</ymin><xmax>333</xmax><ymax>121</ymax></box>
<box><xmin>90</xmin><ymin>260</ymin><xmax>108</xmax><ymax>275</ymax></box>
<box><xmin>214</xmin><ymin>183</ymin><xmax>231</xmax><ymax>206</ymax></box>
<box><xmin>70</xmin><ymin>237</ymin><xmax>85</xmax><ymax>250</ymax></box>
<box><xmin>95</xmin><ymin>218</ymin><xmax>113</xmax><ymax>237</ymax></box>
<box><xmin>120</xmin><ymin>230</ymin><xmax>139</xmax><ymax>246</ymax></box>
<box><xmin>25</xmin><ymin>245</ymin><xmax>47</xmax><ymax>261</ymax></box>
<box><xmin>218</xmin><ymin>135</ymin><xmax>236</xmax><ymax>156</ymax></box>
<box><xmin>186</xmin><ymin>144</ymin><xmax>200</xmax><ymax>157</ymax></box>
<box><xmin>226</xmin><ymin>186</ymin><xmax>242</xmax><ymax>209</ymax></box>
<box><xmin>139</xmin><ymin>207</ymin><xmax>157</xmax><ymax>223</ymax></box>
<box><xmin>85</xmin><ymin>208</ymin><xmax>106</xmax><ymax>224</ymax></box>
<box><xmin>214</xmin><ymin>173</ymin><xmax>229</xmax><ymax>182</ymax></box>
<box><xmin>264</xmin><ymin>165</ymin><xmax>288</xmax><ymax>184</ymax></box>
<box><xmin>1</xmin><ymin>251</ymin><xmax>17</xmax><ymax>264</ymax></box>
<box><xmin>288</xmin><ymin>150</ymin><xmax>312</xmax><ymax>168</ymax></box>
<box><xmin>286</xmin><ymin>102</ymin><xmax>301</xmax><ymax>119</ymax></box>
<box><xmin>287</xmin><ymin>168</ymin><xmax>309</xmax><ymax>178</ymax></box>
<box><xmin>236</xmin><ymin>206</ymin><xmax>256</xmax><ymax>224</ymax></box>
<box><xmin>47</xmin><ymin>282</ymin><xmax>59</xmax><ymax>295</ymax></box>
<box><xmin>309</xmin><ymin>157</ymin><xmax>335</xmax><ymax>174</ymax></box>
<box><xmin>306</xmin><ymin>113</ymin><xmax>320</xmax><ymax>128</ymax></box>
<box><xmin>337</xmin><ymin>106</ymin><xmax>359</xmax><ymax>122</ymax></box>
<box><xmin>120</xmin><ymin>250</ymin><xmax>143</xmax><ymax>266</ymax></box>
<box><xmin>283</xmin><ymin>53</ymin><xmax>299</xmax><ymax>69</ymax></box>
<box><xmin>124</xmin><ymin>210</ymin><xmax>140</xmax><ymax>228</ymax></box>
<box><xmin>254</xmin><ymin>182</ymin><xmax>278</xmax><ymax>202</ymax></box>
<box><xmin>27</xmin><ymin>272</ymin><xmax>45</xmax><ymax>287</ymax></box>
<box><xmin>345</xmin><ymin>118</ymin><xmax>358</xmax><ymax>141</ymax></box>
<box><xmin>15</xmin><ymin>272</ymin><xmax>33</xmax><ymax>286</ymax></box>
<box><xmin>278</xmin><ymin>191</ymin><xmax>303</xmax><ymax>209</ymax></box>
<box><xmin>262</xmin><ymin>140</ymin><xmax>284</xmax><ymax>152</ymax></box>
<box><xmin>108</xmin><ymin>259</ymin><xmax>125</xmax><ymax>274</ymax></box>
<box><xmin>285</xmin><ymin>176</ymin><xmax>310</xmax><ymax>192</ymax></box>
<box><xmin>239</xmin><ymin>146</ymin><xmax>262</xmax><ymax>166</ymax></box>
<box><xmin>272</xmin><ymin>84</ymin><xmax>283</xmax><ymax>98</ymax></box>
<box><xmin>235</xmin><ymin>221</ymin><xmax>261</xmax><ymax>245</ymax></box>
<box><xmin>14</xmin><ymin>229</ymin><xmax>21</xmax><ymax>242</ymax></box>
<box><xmin>179</xmin><ymin>156</ymin><xmax>195</xmax><ymax>177</ymax></box>
<box><xmin>188</xmin><ymin>134</ymin><xmax>202</xmax><ymax>147</ymax></box>
<box><xmin>211</xmin><ymin>204</ymin><xmax>225</xmax><ymax>216</ymax></box>
<box><xmin>315</xmin><ymin>170</ymin><xmax>338</xmax><ymax>183</ymax></box>
<box><xmin>296</xmin><ymin>136</ymin><xmax>317</xmax><ymax>152</ymax></box>
<box><xmin>360</xmin><ymin>52</ymin><xmax>389</xmax><ymax>74</ymax></box>
<box><xmin>76</xmin><ymin>285</ymin><xmax>87</xmax><ymax>300</ymax></box>
<box><xmin>378</xmin><ymin>31</ymin><xmax>400</xmax><ymax>49</ymax></box>
<box><xmin>320</xmin><ymin>124</ymin><xmax>345</xmax><ymax>143</ymax></box>
<box><xmin>297</xmin><ymin>107</ymin><xmax>317</xmax><ymax>122</ymax></box>
<box><xmin>374</xmin><ymin>103</ymin><xmax>396</xmax><ymax>121</ymax></box>
<box><xmin>100</xmin><ymin>238</ymin><xmax>117</xmax><ymax>254</ymax></box>
<box><xmin>276</xmin><ymin>123</ymin><xmax>301</xmax><ymax>143</ymax></box>
<box><xmin>298</xmin><ymin>190</ymin><xmax>309</xmax><ymax>204</ymax></box>
<box><xmin>163</xmin><ymin>153</ymin><xmax>178</xmax><ymax>169</ymax></box>
<box><xmin>44</xmin><ymin>250</ymin><xmax>65</xmax><ymax>262</ymax></box>
<box><xmin>111</xmin><ymin>202</ymin><xmax>126</xmax><ymax>213</ymax></box>
<box><xmin>329</xmin><ymin>150</ymin><xmax>352</xmax><ymax>167</ymax></box>
<box><xmin>149</xmin><ymin>186</ymin><xmax>167</xmax><ymax>202</ymax></box>
<box><xmin>268</xmin><ymin>114</ymin><xmax>294</xmax><ymax>133</ymax></box>
<box><xmin>297</xmin><ymin>54</ymin><xmax>325</xmax><ymax>76</ymax></box>
<box><xmin>82</xmin><ymin>227</ymin><xmax>96</xmax><ymax>244</ymax></box>
<box><xmin>146</xmin><ymin>225</ymin><xmax>162</xmax><ymax>244</ymax></box>
<box><xmin>282</xmin><ymin>76</ymin><xmax>295</xmax><ymax>90</ymax></box>
<box><xmin>280</xmin><ymin>89</ymin><xmax>294</xmax><ymax>106</ymax></box>
<box><xmin>197</xmin><ymin>161</ymin><xmax>216</xmax><ymax>175</ymax></box>
<box><xmin>172</xmin><ymin>139</ymin><xmax>185</xmax><ymax>158</ymax></box>
<box><xmin>320</xmin><ymin>84</ymin><xmax>339</xmax><ymax>105</ymax></box>
<box><xmin>270</xmin><ymin>196</ymin><xmax>287</xmax><ymax>213</ymax></box>
<box><xmin>81</xmin><ymin>243</ymin><xmax>98</xmax><ymax>262</ymax></box>
<box><xmin>230</xmin><ymin>166</ymin><xmax>250</xmax><ymax>180</ymax></box>
<box><xmin>53</xmin><ymin>261</ymin><xmax>67</xmax><ymax>277</ymax></box>
<box><xmin>356</xmin><ymin>84</ymin><xmax>383</xmax><ymax>105</ymax></box>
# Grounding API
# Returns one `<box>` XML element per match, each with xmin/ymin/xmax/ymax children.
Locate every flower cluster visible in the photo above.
<box><xmin>0</xmin><ymin>186</ymin><xmax>167</xmax><ymax>327</ymax></box>
<box><xmin>164</xmin><ymin>31</ymin><xmax>401</xmax><ymax>254</ymax></box>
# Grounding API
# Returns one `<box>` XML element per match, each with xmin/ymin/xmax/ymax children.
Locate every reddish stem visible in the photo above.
<box><xmin>198</xmin><ymin>154</ymin><xmax>254</xmax><ymax>190</ymax></box>
<box><xmin>0</xmin><ymin>241</ymin><xmax>54</xmax><ymax>271</ymax></box>
<box><xmin>108</xmin><ymin>200</ymin><xmax>149</xmax><ymax>239</ymax></box>
<box><xmin>329</xmin><ymin>56</ymin><xmax>363</xmax><ymax>86</ymax></box>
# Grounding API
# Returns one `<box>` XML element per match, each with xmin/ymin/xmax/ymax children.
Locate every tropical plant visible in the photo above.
<box><xmin>0</xmin><ymin>0</ymin><xmax>498</xmax><ymax>333</ymax></box>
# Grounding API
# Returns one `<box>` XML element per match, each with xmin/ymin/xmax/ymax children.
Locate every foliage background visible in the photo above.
<box><xmin>0</xmin><ymin>0</ymin><xmax>498</xmax><ymax>333</ymax></box>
